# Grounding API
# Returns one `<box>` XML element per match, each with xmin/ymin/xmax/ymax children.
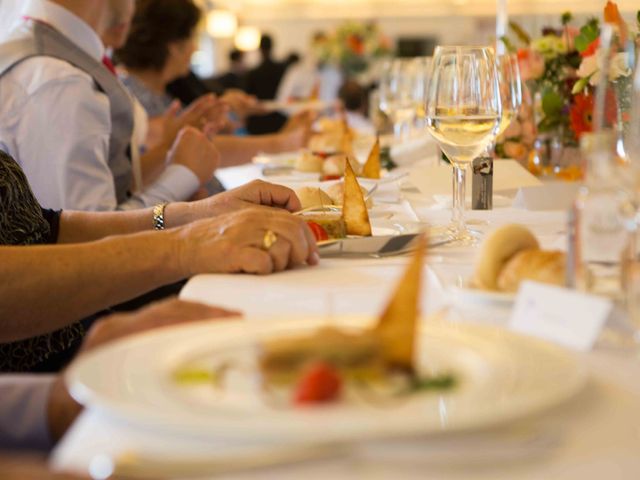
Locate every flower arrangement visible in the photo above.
<box><xmin>498</xmin><ymin>2</ymin><xmax>639</xmax><ymax>176</ymax></box>
<box><xmin>315</xmin><ymin>22</ymin><xmax>392</xmax><ymax>77</ymax></box>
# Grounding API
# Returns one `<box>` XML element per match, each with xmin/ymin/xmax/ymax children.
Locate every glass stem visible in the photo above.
<box><xmin>452</xmin><ymin>165</ymin><xmax>466</xmax><ymax>233</ymax></box>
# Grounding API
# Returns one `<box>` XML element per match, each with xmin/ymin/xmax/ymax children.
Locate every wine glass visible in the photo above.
<box><xmin>379</xmin><ymin>58</ymin><xmax>430</xmax><ymax>139</ymax></box>
<box><xmin>495</xmin><ymin>53</ymin><xmax>523</xmax><ymax>139</ymax></box>
<box><xmin>424</xmin><ymin>46</ymin><xmax>502</xmax><ymax>244</ymax></box>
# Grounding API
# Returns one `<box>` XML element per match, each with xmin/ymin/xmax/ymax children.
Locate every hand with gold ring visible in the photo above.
<box><xmin>262</xmin><ymin>230</ymin><xmax>278</xmax><ymax>250</ymax></box>
<box><xmin>172</xmin><ymin>207</ymin><xmax>319</xmax><ymax>275</ymax></box>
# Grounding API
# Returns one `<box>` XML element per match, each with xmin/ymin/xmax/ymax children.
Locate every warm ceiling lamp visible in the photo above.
<box><xmin>234</xmin><ymin>26</ymin><xmax>261</xmax><ymax>51</ymax></box>
<box><xmin>206</xmin><ymin>9</ymin><xmax>237</xmax><ymax>38</ymax></box>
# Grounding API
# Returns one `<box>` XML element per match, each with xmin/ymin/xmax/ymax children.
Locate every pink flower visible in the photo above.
<box><xmin>502</xmin><ymin>118</ymin><xmax>522</xmax><ymax>138</ymax></box>
<box><xmin>503</xmin><ymin>141</ymin><xmax>528</xmax><ymax>161</ymax></box>
<box><xmin>517</xmin><ymin>49</ymin><xmax>545</xmax><ymax>81</ymax></box>
<box><xmin>562</xmin><ymin>26</ymin><xmax>580</xmax><ymax>51</ymax></box>
<box><xmin>520</xmin><ymin>120</ymin><xmax>536</xmax><ymax>145</ymax></box>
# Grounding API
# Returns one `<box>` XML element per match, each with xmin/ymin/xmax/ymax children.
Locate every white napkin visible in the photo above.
<box><xmin>512</xmin><ymin>182</ymin><xmax>582</xmax><ymax>211</ymax></box>
<box><xmin>409</xmin><ymin>160</ymin><xmax>542</xmax><ymax>199</ymax></box>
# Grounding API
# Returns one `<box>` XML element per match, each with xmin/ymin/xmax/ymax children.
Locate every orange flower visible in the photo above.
<box><xmin>570</xmin><ymin>93</ymin><xmax>594</xmax><ymax>139</ymax></box>
<box><xmin>603</xmin><ymin>1</ymin><xmax>628</xmax><ymax>44</ymax></box>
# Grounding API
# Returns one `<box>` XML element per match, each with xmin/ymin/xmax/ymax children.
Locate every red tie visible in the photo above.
<box><xmin>102</xmin><ymin>56</ymin><xmax>117</xmax><ymax>75</ymax></box>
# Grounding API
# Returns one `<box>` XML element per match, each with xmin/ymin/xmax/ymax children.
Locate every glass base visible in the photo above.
<box><xmin>447</xmin><ymin>224</ymin><xmax>482</xmax><ymax>246</ymax></box>
<box><xmin>429</xmin><ymin>224</ymin><xmax>482</xmax><ymax>247</ymax></box>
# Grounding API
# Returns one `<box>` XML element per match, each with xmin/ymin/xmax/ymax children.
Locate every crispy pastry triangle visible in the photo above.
<box><xmin>342</xmin><ymin>160</ymin><xmax>372</xmax><ymax>236</ymax></box>
<box><xmin>372</xmin><ymin>235</ymin><xmax>426</xmax><ymax>372</ymax></box>
<box><xmin>361</xmin><ymin>136</ymin><xmax>381</xmax><ymax>179</ymax></box>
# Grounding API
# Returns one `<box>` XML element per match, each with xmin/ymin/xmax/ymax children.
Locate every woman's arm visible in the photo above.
<box><xmin>0</xmin><ymin>231</ymin><xmax>183</xmax><ymax>343</ymax></box>
<box><xmin>4</xmin><ymin>207</ymin><xmax>316</xmax><ymax>343</ymax></box>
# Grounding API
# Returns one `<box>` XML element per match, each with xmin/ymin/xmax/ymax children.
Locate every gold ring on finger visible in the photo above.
<box><xmin>262</xmin><ymin>230</ymin><xmax>278</xmax><ymax>250</ymax></box>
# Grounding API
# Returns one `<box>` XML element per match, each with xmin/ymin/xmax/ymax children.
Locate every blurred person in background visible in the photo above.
<box><xmin>338</xmin><ymin>80</ymin><xmax>375</xmax><ymax>135</ymax></box>
<box><xmin>0</xmin><ymin>0</ymin><xmax>220</xmax><ymax>211</ymax></box>
<box><xmin>245</xmin><ymin>34</ymin><xmax>290</xmax><ymax>134</ymax></box>
<box><xmin>276</xmin><ymin>31</ymin><xmax>343</xmax><ymax>105</ymax></box>
<box><xmin>214</xmin><ymin>48</ymin><xmax>248</xmax><ymax>93</ymax></box>
<box><xmin>116</xmin><ymin>0</ymin><xmax>314</xmax><ymax>173</ymax></box>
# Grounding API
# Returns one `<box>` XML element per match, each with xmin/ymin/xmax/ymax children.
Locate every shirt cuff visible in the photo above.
<box><xmin>155</xmin><ymin>164</ymin><xmax>200</xmax><ymax>202</ymax></box>
<box><xmin>0</xmin><ymin>375</ymin><xmax>56</xmax><ymax>452</ymax></box>
<box><xmin>118</xmin><ymin>164</ymin><xmax>200</xmax><ymax>210</ymax></box>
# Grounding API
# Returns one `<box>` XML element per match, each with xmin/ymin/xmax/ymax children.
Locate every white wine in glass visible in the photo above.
<box><xmin>425</xmin><ymin>46</ymin><xmax>502</xmax><ymax>244</ymax></box>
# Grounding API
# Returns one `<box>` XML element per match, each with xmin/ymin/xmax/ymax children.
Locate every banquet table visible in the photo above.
<box><xmin>52</xmin><ymin>154</ymin><xmax>640</xmax><ymax>479</ymax></box>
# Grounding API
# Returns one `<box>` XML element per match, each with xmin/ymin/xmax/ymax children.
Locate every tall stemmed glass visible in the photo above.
<box><xmin>495</xmin><ymin>53</ymin><xmax>523</xmax><ymax>139</ymax></box>
<box><xmin>379</xmin><ymin>58</ymin><xmax>426</xmax><ymax>139</ymax></box>
<box><xmin>425</xmin><ymin>46</ymin><xmax>502</xmax><ymax>244</ymax></box>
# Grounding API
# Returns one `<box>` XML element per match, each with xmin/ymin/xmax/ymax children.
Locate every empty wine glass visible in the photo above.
<box><xmin>379</xmin><ymin>58</ymin><xmax>431</xmax><ymax>139</ymax></box>
<box><xmin>424</xmin><ymin>46</ymin><xmax>502</xmax><ymax>244</ymax></box>
<box><xmin>496</xmin><ymin>53</ymin><xmax>523</xmax><ymax>138</ymax></box>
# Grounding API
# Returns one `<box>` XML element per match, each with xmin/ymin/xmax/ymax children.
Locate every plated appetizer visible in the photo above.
<box><xmin>174</xmin><ymin>236</ymin><xmax>456</xmax><ymax>407</ymax></box>
<box><xmin>298</xmin><ymin>160</ymin><xmax>372</xmax><ymax>241</ymax></box>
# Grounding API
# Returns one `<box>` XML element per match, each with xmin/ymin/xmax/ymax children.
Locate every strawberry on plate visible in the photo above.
<box><xmin>294</xmin><ymin>362</ymin><xmax>342</xmax><ymax>405</ymax></box>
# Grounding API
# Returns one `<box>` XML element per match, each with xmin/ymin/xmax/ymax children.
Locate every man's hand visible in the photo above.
<box><xmin>47</xmin><ymin>299</ymin><xmax>238</xmax><ymax>443</ymax></box>
<box><xmin>168</xmin><ymin>127</ymin><xmax>220</xmax><ymax>185</ymax></box>
<box><xmin>174</xmin><ymin>208</ymin><xmax>319</xmax><ymax>276</ymax></box>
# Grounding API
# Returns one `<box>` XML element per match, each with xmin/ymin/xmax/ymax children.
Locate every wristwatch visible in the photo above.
<box><xmin>152</xmin><ymin>202</ymin><xmax>169</xmax><ymax>230</ymax></box>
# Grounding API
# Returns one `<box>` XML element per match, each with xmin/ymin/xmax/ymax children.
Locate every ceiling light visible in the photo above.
<box><xmin>206</xmin><ymin>9</ymin><xmax>237</xmax><ymax>38</ymax></box>
<box><xmin>234</xmin><ymin>26</ymin><xmax>261</xmax><ymax>51</ymax></box>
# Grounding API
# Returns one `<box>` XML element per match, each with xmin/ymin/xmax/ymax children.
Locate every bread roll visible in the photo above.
<box><xmin>325</xmin><ymin>182</ymin><xmax>373</xmax><ymax>208</ymax></box>
<box><xmin>295</xmin><ymin>151</ymin><xmax>324</xmax><ymax>173</ymax></box>
<box><xmin>294</xmin><ymin>186</ymin><xmax>333</xmax><ymax>210</ymax></box>
<box><xmin>308</xmin><ymin>134</ymin><xmax>340</xmax><ymax>153</ymax></box>
<box><xmin>497</xmin><ymin>249</ymin><xmax>566</xmax><ymax>292</ymax></box>
<box><xmin>474</xmin><ymin>224</ymin><xmax>539</xmax><ymax>290</ymax></box>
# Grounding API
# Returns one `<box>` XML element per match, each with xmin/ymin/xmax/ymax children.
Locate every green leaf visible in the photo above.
<box><xmin>509</xmin><ymin>21</ymin><xmax>531</xmax><ymax>45</ymax></box>
<box><xmin>574</xmin><ymin>19</ymin><xmax>600</xmax><ymax>53</ymax></box>
<box><xmin>542</xmin><ymin>89</ymin><xmax>564</xmax><ymax>118</ymax></box>
<box><xmin>500</xmin><ymin>36</ymin><xmax>517</xmax><ymax>53</ymax></box>
<box><xmin>571</xmin><ymin>76</ymin><xmax>590</xmax><ymax>94</ymax></box>
<box><xmin>561</xmin><ymin>12</ymin><xmax>573</xmax><ymax>26</ymax></box>
<box><xmin>538</xmin><ymin>116</ymin><xmax>561</xmax><ymax>132</ymax></box>
<box><xmin>574</xmin><ymin>35</ymin><xmax>590</xmax><ymax>53</ymax></box>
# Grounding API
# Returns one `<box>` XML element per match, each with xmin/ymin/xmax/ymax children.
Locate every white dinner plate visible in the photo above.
<box><xmin>66</xmin><ymin>316</ymin><xmax>586</xmax><ymax>444</ymax></box>
<box><xmin>448</xmin><ymin>284</ymin><xmax>516</xmax><ymax>306</ymax></box>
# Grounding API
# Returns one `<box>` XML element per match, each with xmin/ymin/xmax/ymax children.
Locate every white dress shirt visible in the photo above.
<box><xmin>0</xmin><ymin>0</ymin><xmax>199</xmax><ymax>211</ymax></box>
<box><xmin>0</xmin><ymin>375</ymin><xmax>55</xmax><ymax>452</ymax></box>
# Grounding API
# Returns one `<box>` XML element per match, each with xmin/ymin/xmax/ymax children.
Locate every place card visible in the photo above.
<box><xmin>510</xmin><ymin>281</ymin><xmax>612</xmax><ymax>351</ymax></box>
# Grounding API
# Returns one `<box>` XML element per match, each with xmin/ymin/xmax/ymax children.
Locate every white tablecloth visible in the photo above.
<box><xmin>52</xmin><ymin>160</ymin><xmax>640</xmax><ymax>479</ymax></box>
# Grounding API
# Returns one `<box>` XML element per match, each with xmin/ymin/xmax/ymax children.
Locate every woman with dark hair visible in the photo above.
<box><xmin>117</xmin><ymin>0</ymin><xmax>202</xmax><ymax>118</ymax></box>
<box><xmin>116</xmin><ymin>0</ymin><xmax>313</xmax><ymax>173</ymax></box>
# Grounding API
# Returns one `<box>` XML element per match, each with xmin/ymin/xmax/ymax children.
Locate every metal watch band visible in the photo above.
<box><xmin>152</xmin><ymin>202</ymin><xmax>169</xmax><ymax>230</ymax></box>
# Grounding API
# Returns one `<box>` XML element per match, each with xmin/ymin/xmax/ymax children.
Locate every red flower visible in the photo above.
<box><xmin>570</xmin><ymin>93</ymin><xmax>594</xmax><ymax>138</ymax></box>
<box><xmin>581</xmin><ymin>38</ymin><xmax>600</xmax><ymax>58</ymax></box>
